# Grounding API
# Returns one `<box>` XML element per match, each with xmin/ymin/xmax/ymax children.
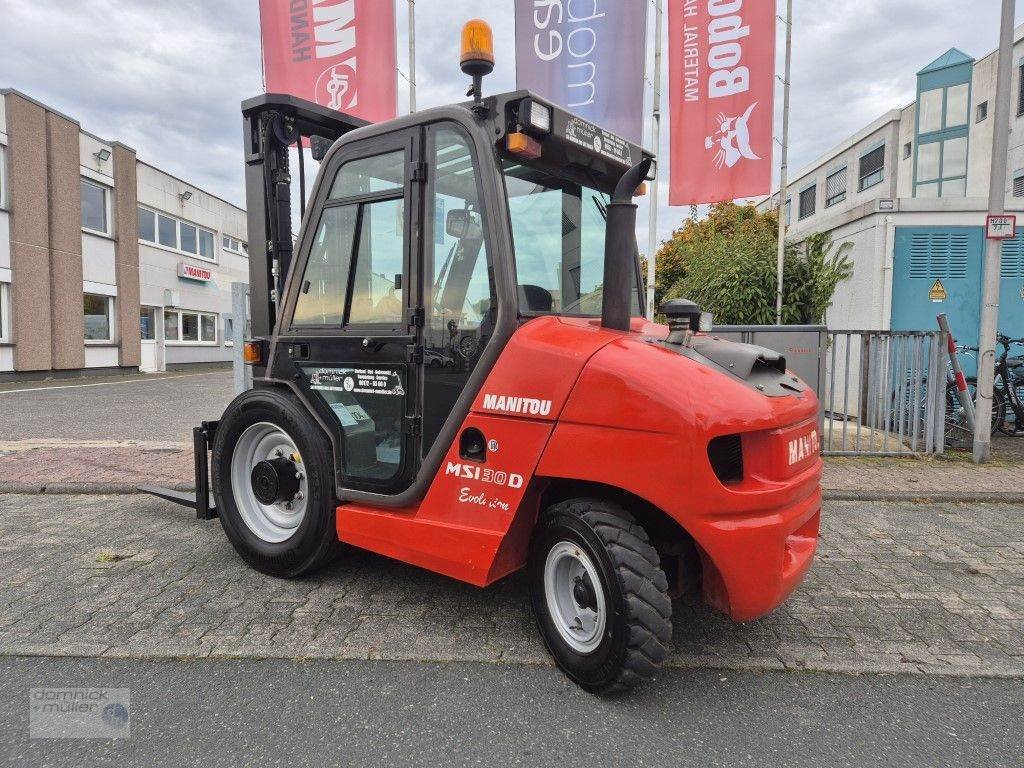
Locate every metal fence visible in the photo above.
<box><xmin>823</xmin><ymin>331</ymin><xmax>948</xmax><ymax>456</ymax></box>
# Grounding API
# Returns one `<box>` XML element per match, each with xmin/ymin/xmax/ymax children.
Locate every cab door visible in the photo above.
<box><xmin>273</xmin><ymin>129</ymin><xmax>423</xmax><ymax>495</ymax></box>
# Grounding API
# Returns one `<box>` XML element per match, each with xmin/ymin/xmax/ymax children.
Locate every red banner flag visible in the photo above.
<box><xmin>668</xmin><ymin>0</ymin><xmax>776</xmax><ymax>205</ymax></box>
<box><xmin>259</xmin><ymin>0</ymin><xmax>397</xmax><ymax>123</ymax></box>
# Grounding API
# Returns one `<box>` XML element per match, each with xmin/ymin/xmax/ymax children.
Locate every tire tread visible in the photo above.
<box><xmin>542</xmin><ymin>498</ymin><xmax>673</xmax><ymax>694</ymax></box>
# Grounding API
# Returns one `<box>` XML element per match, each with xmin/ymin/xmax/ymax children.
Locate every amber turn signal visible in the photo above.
<box><xmin>243</xmin><ymin>341</ymin><xmax>262</xmax><ymax>366</ymax></box>
<box><xmin>507</xmin><ymin>132</ymin><xmax>542</xmax><ymax>160</ymax></box>
<box><xmin>460</xmin><ymin>19</ymin><xmax>495</xmax><ymax>74</ymax></box>
<box><xmin>634</xmin><ymin>182</ymin><xmax>648</xmax><ymax>197</ymax></box>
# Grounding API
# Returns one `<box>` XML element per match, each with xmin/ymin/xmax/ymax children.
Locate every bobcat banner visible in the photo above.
<box><xmin>259</xmin><ymin>0</ymin><xmax>397</xmax><ymax>123</ymax></box>
<box><xmin>668</xmin><ymin>0</ymin><xmax>776</xmax><ymax>205</ymax></box>
<box><xmin>514</xmin><ymin>0</ymin><xmax>648</xmax><ymax>145</ymax></box>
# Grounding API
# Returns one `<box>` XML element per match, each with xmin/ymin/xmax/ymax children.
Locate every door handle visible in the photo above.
<box><xmin>288</xmin><ymin>343</ymin><xmax>310</xmax><ymax>360</ymax></box>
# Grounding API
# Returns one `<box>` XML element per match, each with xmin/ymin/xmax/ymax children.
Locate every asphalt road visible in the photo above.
<box><xmin>0</xmin><ymin>656</ymin><xmax>1019</xmax><ymax>768</ymax></box>
<box><xmin>0</xmin><ymin>370</ymin><xmax>234</xmax><ymax>442</ymax></box>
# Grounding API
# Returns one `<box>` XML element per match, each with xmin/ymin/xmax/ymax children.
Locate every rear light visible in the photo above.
<box><xmin>708</xmin><ymin>434</ymin><xmax>744</xmax><ymax>484</ymax></box>
<box><xmin>243</xmin><ymin>341</ymin><xmax>263</xmax><ymax>366</ymax></box>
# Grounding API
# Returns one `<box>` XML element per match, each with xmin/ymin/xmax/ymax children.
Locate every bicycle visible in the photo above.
<box><xmin>993</xmin><ymin>333</ymin><xmax>1024</xmax><ymax>436</ymax></box>
<box><xmin>939</xmin><ymin>344</ymin><xmax>1005</xmax><ymax>450</ymax></box>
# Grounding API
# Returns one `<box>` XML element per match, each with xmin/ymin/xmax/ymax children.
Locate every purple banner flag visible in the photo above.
<box><xmin>515</xmin><ymin>0</ymin><xmax>649</xmax><ymax>145</ymax></box>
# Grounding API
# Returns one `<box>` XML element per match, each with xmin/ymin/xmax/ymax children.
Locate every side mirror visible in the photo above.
<box><xmin>446</xmin><ymin>209</ymin><xmax>482</xmax><ymax>240</ymax></box>
<box><xmin>310</xmin><ymin>135</ymin><xmax>334</xmax><ymax>162</ymax></box>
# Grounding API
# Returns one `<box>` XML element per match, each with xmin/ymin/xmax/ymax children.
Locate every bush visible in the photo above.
<box><xmin>653</xmin><ymin>202</ymin><xmax>853</xmax><ymax>325</ymax></box>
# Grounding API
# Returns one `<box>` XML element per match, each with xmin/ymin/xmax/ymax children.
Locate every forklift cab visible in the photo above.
<box><xmin>248</xmin><ymin>90</ymin><xmax>651</xmax><ymax>508</ymax></box>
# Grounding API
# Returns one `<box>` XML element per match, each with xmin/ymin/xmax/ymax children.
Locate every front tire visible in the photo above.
<box><xmin>529</xmin><ymin>498</ymin><xmax>673</xmax><ymax>694</ymax></box>
<box><xmin>212</xmin><ymin>387</ymin><xmax>340</xmax><ymax>579</ymax></box>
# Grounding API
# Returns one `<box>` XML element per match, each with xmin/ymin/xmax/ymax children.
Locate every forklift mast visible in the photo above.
<box><xmin>241</xmin><ymin>94</ymin><xmax>368</xmax><ymax>366</ymax></box>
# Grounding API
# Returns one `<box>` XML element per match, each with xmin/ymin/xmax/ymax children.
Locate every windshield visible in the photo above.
<box><xmin>502</xmin><ymin>161</ymin><xmax>642</xmax><ymax>317</ymax></box>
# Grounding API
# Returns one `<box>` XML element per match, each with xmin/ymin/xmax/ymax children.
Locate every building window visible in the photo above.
<box><xmin>825</xmin><ymin>167</ymin><xmax>847</xmax><ymax>208</ymax></box>
<box><xmin>138</xmin><ymin>206</ymin><xmax>217</xmax><ymax>262</ymax></box>
<box><xmin>163</xmin><ymin>310</ymin><xmax>218</xmax><ymax>345</ymax></box>
<box><xmin>859</xmin><ymin>146</ymin><xmax>885</xmax><ymax>191</ymax></box>
<box><xmin>1018</xmin><ymin>63</ymin><xmax>1024</xmax><ymax>116</ymax></box>
<box><xmin>798</xmin><ymin>185</ymin><xmax>816</xmax><ymax>220</ymax></box>
<box><xmin>0</xmin><ymin>144</ymin><xmax>7</xmax><ymax>209</ymax></box>
<box><xmin>916</xmin><ymin>137</ymin><xmax>967</xmax><ymax>198</ymax></box>
<box><xmin>976</xmin><ymin>101</ymin><xmax>989</xmax><ymax>123</ymax></box>
<box><xmin>223</xmin><ymin>236</ymin><xmax>248</xmax><ymax>256</ymax></box>
<box><xmin>920</xmin><ymin>84</ymin><xmax>970</xmax><ymax>134</ymax></box>
<box><xmin>903</xmin><ymin>142</ymin><xmax>912</xmax><ymax>160</ymax></box>
<box><xmin>0</xmin><ymin>282</ymin><xmax>10</xmax><ymax>343</ymax></box>
<box><xmin>138</xmin><ymin>208</ymin><xmax>156</xmax><ymax>242</ymax></box>
<box><xmin>83</xmin><ymin>293</ymin><xmax>113</xmax><ymax>342</ymax></box>
<box><xmin>1013</xmin><ymin>172</ymin><xmax>1024</xmax><ymax>198</ymax></box>
<box><xmin>81</xmin><ymin>179</ymin><xmax>111</xmax><ymax>235</ymax></box>
<box><xmin>140</xmin><ymin>307</ymin><xmax>156</xmax><ymax>341</ymax></box>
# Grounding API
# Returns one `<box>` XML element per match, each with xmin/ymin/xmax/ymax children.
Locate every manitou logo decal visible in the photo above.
<box><xmin>445</xmin><ymin>463</ymin><xmax>525</xmax><ymax>489</ymax></box>
<box><xmin>705</xmin><ymin>103</ymin><xmax>760</xmax><ymax>169</ymax></box>
<box><xmin>787</xmin><ymin>430</ymin><xmax>820</xmax><ymax>466</ymax></box>
<box><xmin>482</xmin><ymin>394</ymin><xmax>553</xmax><ymax>417</ymax></box>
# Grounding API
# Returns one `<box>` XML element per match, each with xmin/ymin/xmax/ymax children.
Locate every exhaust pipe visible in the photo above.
<box><xmin>601</xmin><ymin>158</ymin><xmax>652</xmax><ymax>332</ymax></box>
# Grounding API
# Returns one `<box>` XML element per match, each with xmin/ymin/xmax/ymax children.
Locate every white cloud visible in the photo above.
<box><xmin>1</xmin><ymin>0</ymin><xmax>1020</xmax><ymax>244</ymax></box>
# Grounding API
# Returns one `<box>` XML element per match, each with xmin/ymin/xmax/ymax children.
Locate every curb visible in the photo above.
<box><xmin>824</xmin><ymin>490</ymin><xmax>1024</xmax><ymax>504</ymax></box>
<box><xmin>2</xmin><ymin>483</ymin><xmax>1024</xmax><ymax>505</ymax></box>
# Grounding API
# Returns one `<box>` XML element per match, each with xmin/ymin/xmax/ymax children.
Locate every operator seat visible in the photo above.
<box><xmin>519</xmin><ymin>284</ymin><xmax>554</xmax><ymax>313</ymax></box>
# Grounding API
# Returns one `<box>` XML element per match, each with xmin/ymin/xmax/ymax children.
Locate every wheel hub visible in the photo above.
<box><xmin>543</xmin><ymin>542</ymin><xmax>607</xmax><ymax>655</ymax></box>
<box><xmin>250</xmin><ymin>457</ymin><xmax>301</xmax><ymax>505</ymax></box>
<box><xmin>573</xmin><ymin>575</ymin><xmax>597</xmax><ymax>611</ymax></box>
<box><xmin>229</xmin><ymin>423</ymin><xmax>308</xmax><ymax>544</ymax></box>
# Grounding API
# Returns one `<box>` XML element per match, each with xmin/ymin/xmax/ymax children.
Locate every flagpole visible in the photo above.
<box><xmin>774</xmin><ymin>0</ymin><xmax>793</xmax><ymax>325</ymax></box>
<box><xmin>408</xmin><ymin>0</ymin><xmax>417</xmax><ymax>113</ymax></box>
<box><xmin>646</xmin><ymin>0</ymin><xmax>663</xmax><ymax>321</ymax></box>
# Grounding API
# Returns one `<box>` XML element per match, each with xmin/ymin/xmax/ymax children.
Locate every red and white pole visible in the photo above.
<box><xmin>938</xmin><ymin>313</ymin><xmax>975</xmax><ymax>432</ymax></box>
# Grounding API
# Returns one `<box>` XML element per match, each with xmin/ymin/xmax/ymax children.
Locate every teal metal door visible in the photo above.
<box><xmin>892</xmin><ymin>226</ymin><xmax>984</xmax><ymax>374</ymax></box>
<box><xmin>999</xmin><ymin>230</ymin><xmax>1024</xmax><ymax>344</ymax></box>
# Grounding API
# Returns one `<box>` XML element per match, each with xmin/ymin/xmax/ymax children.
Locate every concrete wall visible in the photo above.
<box><xmin>6</xmin><ymin>93</ymin><xmax>52</xmax><ymax>372</ymax></box>
<box><xmin>113</xmin><ymin>144</ymin><xmax>141</xmax><ymax>368</ymax></box>
<box><xmin>762</xmin><ymin>112</ymin><xmax>901</xmax><ymax>239</ymax></box>
<box><xmin>47</xmin><ymin>111</ymin><xmax>85</xmax><ymax>370</ymax></box>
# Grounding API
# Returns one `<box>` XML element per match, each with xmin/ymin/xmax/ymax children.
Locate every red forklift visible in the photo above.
<box><xmin>144</xmin><ymin>21</ymin><xmax>822</xmax><ymax>693</ymax></box>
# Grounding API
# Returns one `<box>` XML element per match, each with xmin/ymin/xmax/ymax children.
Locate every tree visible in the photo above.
<box><xmin>652</xmin><ymin>202</ymin><xmax>853</xmax><ymax>325</ymax></box>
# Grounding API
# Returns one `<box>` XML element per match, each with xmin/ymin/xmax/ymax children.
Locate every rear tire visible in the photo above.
<box><xmin>528</xmin><ymin>498</ymin><xmax>672</xmax><ymax>694</ymax></box>
<box><xmin>212</xmin><ymin>387</ymin><xmax>340</xmax><ymax>579</ymax></box>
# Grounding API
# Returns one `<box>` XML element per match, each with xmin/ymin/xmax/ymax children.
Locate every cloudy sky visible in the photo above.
<box><xmin>1</xmin><ymin>0</ymin><xmax>1021</xmax><ymax>252</ymax></box>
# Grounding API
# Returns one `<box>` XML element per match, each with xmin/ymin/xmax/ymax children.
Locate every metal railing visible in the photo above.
<box><xmin>823</xmin><ymin>330</ymin><xmax>947</xmax><ymax>456</ymax></box>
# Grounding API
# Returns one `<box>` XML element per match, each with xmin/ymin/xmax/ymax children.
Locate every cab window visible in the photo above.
<box><xmin>503</xmin><ymin>161</ymin><xmax>641</xmax><ymax>316</ymax></box>
<box><xmin>292</xmin><ymin>150</ymin><xmax>407</xmax><ymax>328</ymax></box>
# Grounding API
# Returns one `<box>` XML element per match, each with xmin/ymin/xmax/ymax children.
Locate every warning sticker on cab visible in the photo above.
<box><xmin>307</xmin><ymin>367</ymin><xmax>405</xmax><ymax>397</ymax></box>
<box><xmin>563</xmin><ymin>116</ymin><xmax>632</xmax><ymax>166</ymax></box>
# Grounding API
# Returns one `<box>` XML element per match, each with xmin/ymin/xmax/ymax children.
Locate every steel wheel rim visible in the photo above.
<box><xmin>543</xmin><ymin>541</ymin><xmax>607</xmax><ymax>655</ymax></box>
<box><xmin>230</xmin><ymin>422</ymin><xmax>308</xmax><ymax>544</ymax></box>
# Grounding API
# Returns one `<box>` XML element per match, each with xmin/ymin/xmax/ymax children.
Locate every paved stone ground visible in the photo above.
<box><xmin>2</xmin><ymin>441</ymin><xmax>1022</xmax><ymax>501</ymax></box>
<box><xmin>0</xmin><ymin>494</ymin><xmax>1021</xmax><ymax>677</ymax></box>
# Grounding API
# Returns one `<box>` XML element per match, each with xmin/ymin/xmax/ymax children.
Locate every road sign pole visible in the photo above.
<box><xmin>973</xmin><ymin>0</ymin><xmax>1015</xmax><ymax>463</ymax></box>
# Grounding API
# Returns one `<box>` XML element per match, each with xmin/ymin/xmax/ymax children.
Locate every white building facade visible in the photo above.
<box><xmin>0</xmin><ymin>89</ymin><xmax>248</xmax><ymax>379</ymax></box>
<box><xmin>760</xmin><ymin>30</ymin><xmax>1024</xmax><ymax>355</ymax></box>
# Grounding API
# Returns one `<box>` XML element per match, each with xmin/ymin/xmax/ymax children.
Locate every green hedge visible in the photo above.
<box><xmin>650</xmin><ymin>202</ymin><xmax>853</xmax><ymax>325</ymax></box>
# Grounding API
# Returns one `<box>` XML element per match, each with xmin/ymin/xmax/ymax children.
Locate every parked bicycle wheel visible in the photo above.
<box><xmin>944</xmin><ymin>381</ymin><xmax>1005</xmax><ymax>450</ymax></box>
